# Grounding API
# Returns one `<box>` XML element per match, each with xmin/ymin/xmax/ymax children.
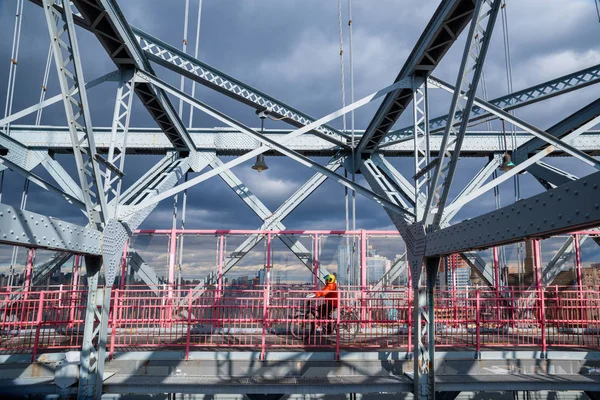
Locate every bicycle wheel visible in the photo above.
<box><xmin>336</xmin><ymin>310</ymin><xmax>360</xmax><ymax>341</ymax></box>
<box><xmin>289</xmin><ymin>311</ymin><xmax>316</xmax><ymax>340</ymax></box>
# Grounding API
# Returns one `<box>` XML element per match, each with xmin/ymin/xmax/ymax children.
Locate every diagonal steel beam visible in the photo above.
<box><xmin>442</xmin><ymin>114</ymin><xmax>600</xmax><ymax>216</ymax></box>
<box><xmin>183</xmin><ymin>157</ymin><xmax>343</xmax><ymax>302</ymax></box>
<box><xmin>42</xmin><ymin>0</ymin><xmax>108</xmax><ymax>229</ymax></box>
<box><xmin>528</xmin><ymin>162</ymin><xmax>578</xmax><ymax>190</ymax></box>
<box><xmin>423</xmin><ymin>0</ymin><xmax>502</xmax><ymax>231</ymax></box>
<box><xmin>122</xmin><ymin>70</ymin><xmax>414</xmax><ymax>219</ymax></box>
<box><xmin>133</xmin><ymin>27</ymin><xmax>350</xmax><ymax>149</ymax></box>
<box><xmin>381</xmin><ymin>63</ymin><xmax>600</xmax><ymax>146</ymax></box>
<box><xmin>429</xmin><ymin>76</ymin><xmax>600</xmax><ymax>169</ymax></box>
<box><xmin>0</xmin><ymin>70</ymin><xmax>120</xmax><ymax>128</ymax></box>
<box><xmin>0</xmin><ymin>155</ymin><xmax>86</xmax><ymax>210</ymax></box>
<box><xmin>356</xmin><ymin>0</ymin><xmax>477</xmax><ymax>156</ymax></box>
<box><xmin>514</xmin><ymin>97</ymin><xmax>600</xmax><ymax>161</ymax></box>
<box><xmin>440</xmin><ymin>153</ymin><xmax>503</xmax><ymax>225</ymax></box>
<box><xmin>366</xmin><ymin>155</ymin><xmax>496</xmax><ymax>288</ymax></box>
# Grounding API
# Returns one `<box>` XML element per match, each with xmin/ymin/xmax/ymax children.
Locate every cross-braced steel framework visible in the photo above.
<box><xmin>1</xmin><ymin>0</ymin><xmax>600</xmax><ymax>399</ymax></box>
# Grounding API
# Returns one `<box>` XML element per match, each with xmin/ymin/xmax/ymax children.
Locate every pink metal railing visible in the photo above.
<box><xmin>1</xmin><ymin>285</ymin><xmax>599</xmax><ymax>359</ymax></box>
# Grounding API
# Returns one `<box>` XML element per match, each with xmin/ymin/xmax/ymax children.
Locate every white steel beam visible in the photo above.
<box><xmin>429</xmin><ymin>76</ymin><xmax>600</xmax><ymax>169</ymax></box>
<box><xmin>122</xmin><ymin>70</ymin><xmax>415</xmax><ymax>219</ymax></box>
<box><xmin>442</xmin><ymin>114</ymin><xmax>600</xmax><ymax>216</ymax></box>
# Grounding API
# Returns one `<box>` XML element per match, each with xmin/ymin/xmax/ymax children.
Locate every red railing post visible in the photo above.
<box><xmin>167</xmin><ymin>229</ymin><xmax>177</xmax><ymax>326</ymax></box>
<box><xmin>407</xmin><ymin>266</ymin><xmax>412</xmax><ymax>353</ymax></box>
<box><xmin>31</xmin><ymin>291</ymin><xmax>45</xmax><ymax>362</ymax></box>
<box><xmin>475</xmin><ymin>290</ymin><xmax>480</xmax><ymax>353</ymax></box>
<box><xmin>20</xmin><ymin>249</ymin><xmax>35</xmax><ymax>323</ymax></box>
<box><xmin>109</xmin><ymin>289</ymin><xmax>119</xmax><ymax>360</ymax></box>
<box><xmin>261</xmin><ymin>232</ymin><xmax>272</xmax><ymax>360</ymax></box>
<box><xmin>451</xmin><ymin>254</ymin><xmax>458</xmax><ymax>326</ymax></box>
<box><xmin>533</xmin><ymin>239</ymin><xmax>547</xmax><ymax>353</ymax></box>
<box><xmin>335</xmin><ymin>289</ymin><xmax>341</xmax><ymax>360</ymax></box>
<box><xmin>360</xmin><ymin>230</ymin><xmax>367</xmax><ymax>324</ymax></box>
<box><xmin>574</xmin><ymin>234</ymin><xmax>585</xmax><ymax>324</ymax></box>
<box><xmin>185</xmin><ymin>291</ymin><xmax>192</xmax><ymax>360</ymax></box>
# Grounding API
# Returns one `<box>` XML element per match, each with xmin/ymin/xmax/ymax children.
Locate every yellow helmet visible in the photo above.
<box><xmin>325</xmin><ymin>274</ymin><xmax>336</xmax><ymax>283</ymax></box>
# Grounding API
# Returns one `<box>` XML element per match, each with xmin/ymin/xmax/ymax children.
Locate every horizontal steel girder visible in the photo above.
<box><xmin>0</xmin><ymin>203</ymin><xmax>101</xmax><ymax>254</ymax></box>
<box><xmin>426</xmin><ymin>170</ymin><xmax>600</xmax><ymax>256</ymax></box>
<box><xmin>8</xmin><ymin>126</ymin><xmax>600</xmax><ymax>156</ymax></box>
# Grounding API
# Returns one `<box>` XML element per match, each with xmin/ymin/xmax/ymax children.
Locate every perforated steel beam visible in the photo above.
<box><xmin>382</xmin><ymin>63</ymin><xmax>600</xmax><ymax>144</ymax></box>
<box><xmin>134</xmin><ymin>28</ymin><xmax>349</xmax><ymax>149</ymax></box>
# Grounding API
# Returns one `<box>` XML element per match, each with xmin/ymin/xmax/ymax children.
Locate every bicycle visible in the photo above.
<box><xmin>289</xmin><ymin>295</ymin><xmax>360</xmax><ymax>342</ymax></box>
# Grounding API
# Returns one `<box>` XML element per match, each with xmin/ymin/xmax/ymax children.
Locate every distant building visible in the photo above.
<box><xmin>366</xmin><ymin>255</ymin><xmax>390</xmax><ymax>285</ymax></box>
<box><xmin>257</xmin><ymin>268</ymin><xmax>266</xmax><ymax>285</ymax></box>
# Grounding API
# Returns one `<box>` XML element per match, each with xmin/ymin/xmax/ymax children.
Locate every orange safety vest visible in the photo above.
<box><xmin>316</xmin><ymin>282</ymin><xmax>338</xmax><ymax>307</ymax></box>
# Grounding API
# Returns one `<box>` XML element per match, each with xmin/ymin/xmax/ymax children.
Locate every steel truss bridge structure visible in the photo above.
<box><xmin>1</xmin><ymin>0</ymin><xmax>600</xmax><ymax>399</ymax></box>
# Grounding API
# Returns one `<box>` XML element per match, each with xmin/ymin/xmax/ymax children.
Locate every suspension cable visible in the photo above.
<box><xmin>188</xmin><ymin>0</ymin><xmax>203</xmax><ymax>128</ymax></box>
<box><xmin>4</xmin><ymin>0</ymin><xmax>24</xmax><ymax>134</ymax></box>
<box><xmin>4</xmin><ymin>0</ymin><xmax>25</xmax><ymax>286</ymax></box>
<box><xmin>178</xmin><ymin>0</ymin><xmax>191</xmax><ymax>119</ymax></box>
<box><xmin>348</xmin><ymin>0</ymin><xmax>356</xmax><ymax>231</ymax></box>
<box><xmin>501</xmin><ymin>0</ymin><xmax>518</xmax><ymax>280</ymax></box>
<box><xmin>36</xmin><ymin>44</ymin><xmax>53</xmax><ymax>125</ymax></box>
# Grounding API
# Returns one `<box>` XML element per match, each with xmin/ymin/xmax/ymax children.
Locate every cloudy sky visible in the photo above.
<box><xmin>0</xmin><ymin>0</ymin><xmax>599</xmax><ymax>282</ymax></box>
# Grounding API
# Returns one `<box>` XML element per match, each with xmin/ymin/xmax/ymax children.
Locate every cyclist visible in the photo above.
<box><xmin>314</xmin><ymin>274</ymin><xmax>338</xmax><ymax>333</ymax></box>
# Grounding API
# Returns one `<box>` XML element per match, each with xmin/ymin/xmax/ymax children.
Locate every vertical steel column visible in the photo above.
<box><xmin>412</xmin><ymin>266</ymin><xmax>428</xmax><ymax>399</ymax></box>
<box><xmin>413</xmin><ymin>77</ymin><xmax>429</xmax><ymax>220</ymax></box>
<box><xmin>425</xmin><ymin>257</ymin><xmax>440</xmax><ymax>397</ymax></box>
<box><xmin>533</xmin><ymin>240</ymin><xmax>547</xmax><ymax>354</ymax></box>
<box><xmin>78</xmin><ymin>255</ymin><xmax>107</xmax><ymax>399</ymax></box>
